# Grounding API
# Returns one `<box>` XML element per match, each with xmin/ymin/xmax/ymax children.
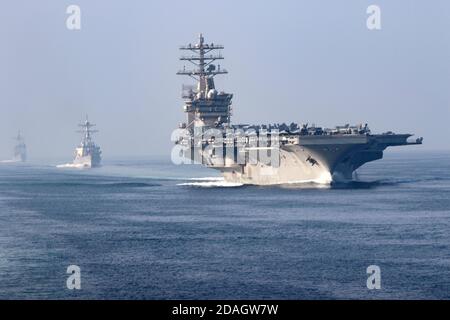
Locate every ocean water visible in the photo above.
<box><xmin>0</xmin><ymin>151</ymin><xmax>449</xmax><ymax>299</ymax></box>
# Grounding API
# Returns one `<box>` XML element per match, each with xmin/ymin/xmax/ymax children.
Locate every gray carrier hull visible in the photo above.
<box><xmin>218</xmin><ymin>134</ymin><xmax>419</xmax><ymax>185</ymax></box>
<box><xmin>180</xmin><ymin>132</ymin><xmax>422</xmax><ymax>185</ymax></box>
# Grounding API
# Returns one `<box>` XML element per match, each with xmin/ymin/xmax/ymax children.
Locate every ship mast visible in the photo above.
<box><xmin>77</xmin><ymin>116</ymin><xmax>98</xmax><ymax>145</ymax></box>
<box><xmin>13</xmin><ymin>130</ymin><xmax>26</xmax><ymax>161</ymax></box>
<box><xmin>177</xmin><ymin>34</ymin><xmax>233</xmax><ymax>129</ymax></box>
<box><xmin>14</xmin><ymin>131</ymin><xmax>24</xmax><ymax>144</ymax></box>
<box><xmin>177</xmin><ymin>33</ymin><xmax>227</xmax><ymax>93</ymax></box>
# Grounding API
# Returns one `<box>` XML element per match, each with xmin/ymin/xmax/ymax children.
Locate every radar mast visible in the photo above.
<box><xmin>177</xmin><ymin>34</ymin><xmax>233</xmax><ymax>129</ymax></box>
<box><xmin>77</xmin><ymin>115</ymin><xmax>98</xmax><ymax>146</ymax></box>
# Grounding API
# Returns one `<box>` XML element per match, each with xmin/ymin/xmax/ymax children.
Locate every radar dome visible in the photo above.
<box><xmin>207</xmin><ymin>89</ymin><xmax>217</xmax><ymax>99</ymax></box>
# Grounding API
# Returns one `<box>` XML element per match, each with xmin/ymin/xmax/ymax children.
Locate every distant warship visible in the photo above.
<box><xmin>73</xmin><ymin>117</ymin><xmax>102</xmax><ymax>168</ymax></box>
<box><xmin>174</xmin><ymin>34</ymin><xmax>423</xmax><ymax>185</ymax></box>
<box><xmin>13</xmin><ymin>131</ymin><xmax>27</xmax><ymax>162</ymax></box>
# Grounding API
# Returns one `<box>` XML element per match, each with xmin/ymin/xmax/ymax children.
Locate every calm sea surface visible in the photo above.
<box><xmin>0</xmin><ymin>151</ymin><xmax>449</xmax><ymax>299</ymax></box>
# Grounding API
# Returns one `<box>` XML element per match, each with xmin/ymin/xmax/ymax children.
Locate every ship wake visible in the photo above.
<box><xmin>178</xmin><ymin>177</ymin><xmax>243</xmax><ymax>188</ymax></box>
<box><xmin>282</xmin><ymin>171</ymin><xmax>333</xmax><ymax>186</ymax></box>
<box><xmin>0</xmin><ymin>160</ymin><xmax>20</xmax><ymax>163</ymax></box>
<box><xmin>56</xmin><ymin>163</ymin><xmax>88</xmax><ymax>169</ymax></box>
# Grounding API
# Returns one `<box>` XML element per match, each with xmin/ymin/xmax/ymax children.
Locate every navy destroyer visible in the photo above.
<box><xmin>13</xmin><ymin>131</ymin><xmax>27</xmax><ymax>162</ymax></box>
<box><xmin>73</xmin><ymin>117</ymin><xmax>102</xmax><ymax>168</ymax></box>
<box><xmin>174</xmin><ymin>34</ymin><xmax>423</xmax><ymax>185</ymax></box>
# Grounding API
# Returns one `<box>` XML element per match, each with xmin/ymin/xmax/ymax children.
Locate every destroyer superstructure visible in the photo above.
<box><xmin>13</xmin><ymin>131</ymin><xmax>27</xmax><ymax>162</ymax></box>
<box><xmin>73</xmin><ymin>117</ymin><xmax>102</xmax><ymax>168</ymax></box>
<box><xmin>175</xmin><ymin>34</ymin><xmax>423</xmax><ymax>185</ymax></box>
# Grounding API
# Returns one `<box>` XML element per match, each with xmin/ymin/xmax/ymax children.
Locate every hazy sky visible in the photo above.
<box><xmin>0</xmin><ymin>0</ymin><xmax>449</xmax><ymax>159</ymax></box>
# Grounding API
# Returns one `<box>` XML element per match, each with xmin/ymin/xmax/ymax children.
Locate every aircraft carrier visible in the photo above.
<box><xmin>73</xmin><ymin>117</ymin><xmax>102</xmax><ymax>168</ymax></box>
<box><xmin>174</xmin><ymin>34</ymin><xmax>423</xmax><ymax>185</ymax></box>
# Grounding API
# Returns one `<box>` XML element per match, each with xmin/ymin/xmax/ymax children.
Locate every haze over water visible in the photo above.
<box><xmin>1</xmin><ymin>0</ymin><xmax>449</xmax><ymax>160</ymax></box>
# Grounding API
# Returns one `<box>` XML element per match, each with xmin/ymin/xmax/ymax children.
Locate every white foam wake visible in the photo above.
<box><xmin>56</xmin><ymin>163</ymin><xmax>87</xmax><ymax>169</ymax></box>
<box><xmin>178</xmin><ymin>176</ymin><xmax>243</xmax><ymax>187</ymax></box>
<box><xmin>282</xmin><ymin>171</ymin><xmax>333</xmax><ymax>185</ymax></box>
<box><xmin>178</xmin><ymin>172</ymin><xmax>332</xmax><ymax>188</ymax></box>
<box><xmin>0</xmin><ymin>160</ymin><xmax>19</xmax><ymax>163</ymax></box>
<box><xmin>188</xmin><ymin>176</ymin><xmax>224</xmax><ymax>181</ymax></box>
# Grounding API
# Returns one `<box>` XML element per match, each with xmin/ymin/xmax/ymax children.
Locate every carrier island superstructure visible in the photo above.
<box><xmin>73</xmin><ymin>117</ymin><xmax>102</xmax><ymax>168</ymax></box>
<box><xmin>174</xmin><ymin>34</ymin><xmax>423</xmax><ymax>185</ymax></box>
